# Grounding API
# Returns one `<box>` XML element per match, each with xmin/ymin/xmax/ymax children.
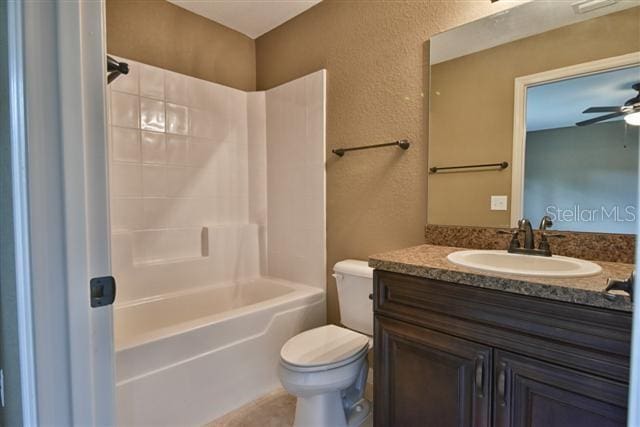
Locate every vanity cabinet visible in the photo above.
<box><xmin>492</xmin><ymin>350</ymin><xmax>627</xmax><ymax>427</ymax></box>
<box><xmin>375</xmin><ymin>316</ymin><xmax>491</xmax><ymax>426</ymax></box>
<box><xmin>373</xmin><ymin>270</ymin><xmax>631</xmax><ymax>427</ymax></box>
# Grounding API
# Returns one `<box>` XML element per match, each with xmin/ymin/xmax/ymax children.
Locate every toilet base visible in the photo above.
<box><xmin>293</xmin><ymin>394</ymin><xmax>371</xmax><ymax>427</ymax></box>
<box><xmin>346</xmin><ymin>398</ymin><xmax>371</xmax><ymax>427</ymax></box>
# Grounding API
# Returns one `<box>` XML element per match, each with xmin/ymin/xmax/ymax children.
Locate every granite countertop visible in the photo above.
<box><xmin>369</xmin><ymin>244</ymin><xmax>634</xmax><ymax>312</ymax></box>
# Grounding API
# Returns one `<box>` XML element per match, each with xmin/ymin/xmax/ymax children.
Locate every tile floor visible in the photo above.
<box><xmin>207</xmin><ymin>388</ymin><xmax>296</xmax><ymax>427</ymax></box>
<box><xmin>207</xmin><ymin>385</ymin><xmax>374</xmax><ymax>427</ymax></box>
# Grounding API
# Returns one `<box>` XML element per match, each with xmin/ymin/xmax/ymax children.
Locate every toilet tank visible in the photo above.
<box><xmin>334</xmin><ymin>260</ymin><xmax>374</xmax><ymax>336</ymax></box>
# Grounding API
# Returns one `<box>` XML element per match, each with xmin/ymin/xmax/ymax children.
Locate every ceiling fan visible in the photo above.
<box><xmin>576</xmin><ymin>82</ymin><xmax>640</xmax><ymax>127</ymax></box>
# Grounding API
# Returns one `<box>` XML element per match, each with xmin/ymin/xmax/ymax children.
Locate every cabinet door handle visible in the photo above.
<box><xmin>475</xmin><ymin>355</ymin><xmax>484</xmax><ymax>398</ymax></box>
<box><xmin>498</xmin><ymin>362</ymin><xmax>507</xmax><ymax>406</ymax></box>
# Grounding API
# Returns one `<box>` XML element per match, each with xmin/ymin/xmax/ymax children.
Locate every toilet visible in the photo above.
<box><xmin>278</xmin><ymin>260</ymin><xmax>373</xmax><ymax>427</ymax></box>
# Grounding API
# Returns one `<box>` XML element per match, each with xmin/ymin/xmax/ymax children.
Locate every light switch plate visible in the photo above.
<box><xmin>491</xmin><ymin>195</ymin><xmax>508</xmax><ymax>211</ymax></box>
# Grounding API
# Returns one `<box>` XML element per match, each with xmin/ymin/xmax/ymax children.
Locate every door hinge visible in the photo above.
<box><xmin>90</xmin><ymin>276</ymin><xmax>116</xmax><ymax>307</ymax></box>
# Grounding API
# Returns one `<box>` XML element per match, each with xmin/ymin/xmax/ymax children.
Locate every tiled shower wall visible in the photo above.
<box><xmin>108</xmin><ymin>57</ymin><xmax>325</xmax><ymax>303</ymax></box>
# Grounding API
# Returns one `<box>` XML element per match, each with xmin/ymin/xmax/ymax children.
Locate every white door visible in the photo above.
<box><xmin>8</xmin><ymin>1</ymin><xmax>115</xmax><ymax>425</ymax></box>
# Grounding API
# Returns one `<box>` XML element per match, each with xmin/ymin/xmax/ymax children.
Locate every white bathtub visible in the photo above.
<box><xmin>115</xmin><ymin>277</ymin><xmax>325</xmax><ymax>426</ymax></box>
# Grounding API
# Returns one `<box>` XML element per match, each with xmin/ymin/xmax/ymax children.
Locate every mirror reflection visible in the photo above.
<box><xmin>428</xmin><ymin>2</ymin><xmax>640</xmax><ymax>233</ymax></box>
<box><xmin>523</xmin><ymin>67</ymin><xmax>639</xmax><ymax>233</ymax></box>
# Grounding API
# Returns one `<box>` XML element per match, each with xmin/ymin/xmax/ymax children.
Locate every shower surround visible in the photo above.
<box><xmin>107</xmin><ymin>57</ymin><xmax>326</xmax><ymax>425</ymax></box>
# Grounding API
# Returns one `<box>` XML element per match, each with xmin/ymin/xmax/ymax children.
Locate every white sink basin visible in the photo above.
<box><xmin>447</xmin><ymin>250</ymin><xmax>602</xmax><ymax>278</ymax></box>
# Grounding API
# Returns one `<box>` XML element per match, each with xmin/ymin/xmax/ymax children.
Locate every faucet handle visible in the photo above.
<box><xmin>538</xmin><ymin>231</ymin><xmax>565</xmax><ymax>244</ymax></box>
<box><xmin>497</xmin><ymin>229</ymin><xmax>514</xmax><ymax>235</ymax></box>
<box><xmin>537</xmin><ymin>232</ymin><xmax>565</xmax><ymax>256</ymax></box>
<box><xmin>542</xmin><ymin>232</ymin><xmax>566</xmax><ymax>239</ymax></box>
<box><xmin>497</xmin><ymin>229</ymin><xmax>520</xmax><ymax>250</ymax></box>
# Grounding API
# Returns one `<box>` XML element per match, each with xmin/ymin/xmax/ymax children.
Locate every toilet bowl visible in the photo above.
<box><xmin>278</xmin><ymin>260</ymin><xmax>374</xmax><ymax>427</ymax></box>
<box><xmin>279</xmin><ymin>325</ymin><xmax>371</xmax><ymax>427</ymax></box>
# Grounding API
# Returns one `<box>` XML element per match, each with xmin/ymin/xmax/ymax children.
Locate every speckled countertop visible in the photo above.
<box><xmin>369</xmin><ymin>244</ymin><xmax>634</xmax><ymax>312</ymax></box>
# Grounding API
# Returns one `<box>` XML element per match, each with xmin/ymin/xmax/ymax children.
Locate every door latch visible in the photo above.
<box><xmin>90</xmin><ymin>276</ymin><xmax>116</xmax><ymax>307</ymax></box>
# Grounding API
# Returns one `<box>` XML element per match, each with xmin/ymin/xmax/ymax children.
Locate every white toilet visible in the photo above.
<box><xmin>278</xmin><ymin>260</ymin><xmax>373</xmax><ymax>427</ymax></box>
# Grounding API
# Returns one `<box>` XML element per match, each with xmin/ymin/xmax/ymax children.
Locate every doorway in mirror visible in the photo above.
<box><xmin>510</xmin><ymin>54</ymin><xmax>640</xmax><ymax>233</ymax></box>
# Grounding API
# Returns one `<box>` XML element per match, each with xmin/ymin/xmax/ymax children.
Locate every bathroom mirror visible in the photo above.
<box><xmin>427</xmin><ymin>1</ymin><xmax>640</xmax><ymax>234</ymax></box>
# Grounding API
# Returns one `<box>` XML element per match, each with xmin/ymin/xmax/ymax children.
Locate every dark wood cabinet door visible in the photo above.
<box><xmin>375</xmin><ymin>316</ymin><xmax>492</xmax><ymax>427</ymax></box>
<box><xmin>493</xmin><ymin>350</ymin><xmax>628</xmax><ymax>427</ymax></box>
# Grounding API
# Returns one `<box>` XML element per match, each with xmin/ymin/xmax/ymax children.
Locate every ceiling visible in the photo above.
<box><xmin>167</xmin><ymin>0</ymin><xmax>321</xmax><ymax>39</ymax></box>
<box><xmin>527</xmin><ymin>65</ymin><xmax>640</xmax><ymax>132</ymax></box>
<box><xmin>431</xmin><ymin>0</ymin><xmax>639</xmax><ymax>65</ymax></box>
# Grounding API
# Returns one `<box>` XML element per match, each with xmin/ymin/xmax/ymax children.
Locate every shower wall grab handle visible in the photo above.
<box><xmin>201</xmin><ymin>227</ymin><xmax>209</xmax><ymax>257</ymax></box>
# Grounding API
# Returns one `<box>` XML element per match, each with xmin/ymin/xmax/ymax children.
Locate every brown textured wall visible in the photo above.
<box><xmin>428</xmin><ymin>7</ymin><xmax>640</xmax><ymax>228</ymax></box>
<box><xmin>255</xmin><ymin>0</ymin><xmax>514</xmax><ymax>324</ymax></box>
<box><xmin>106</xmin><ymin>0</ymin><xmax>256</xmax><ymax>91</ymax></box>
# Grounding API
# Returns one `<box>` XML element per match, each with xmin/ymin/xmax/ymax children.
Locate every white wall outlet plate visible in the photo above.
<box><xmin>491</xmin><ymin>195</ymin><xmax>508</xmax><ymax>211</ymax></box>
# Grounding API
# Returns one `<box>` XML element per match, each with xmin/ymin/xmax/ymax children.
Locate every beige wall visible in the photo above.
<box><xmin>255</xmin><ymin>0</ymin><xmax>513</xmax><ymax>324</ymax></box>
<box><xmin>428</xmin><ymin>7</ymin><xmax>640</xmax><ymax>228</ymax></box>
<box><xmin>106</xmin><ymin>0</ymin><xmax>256</xmax><ymax>91</ymax></box>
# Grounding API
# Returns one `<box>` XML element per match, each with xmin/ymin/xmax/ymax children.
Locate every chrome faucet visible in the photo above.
<box><xmin>498</xmin><ymin>216</ymin><xmax>563</xmax><ymax>257</ymax></box>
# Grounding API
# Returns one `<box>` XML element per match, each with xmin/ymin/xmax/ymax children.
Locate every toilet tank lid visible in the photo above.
<box><xmin>333</xmin><ymin>259</ymin><xmax>373</xmax><ymax>279</ymax></box>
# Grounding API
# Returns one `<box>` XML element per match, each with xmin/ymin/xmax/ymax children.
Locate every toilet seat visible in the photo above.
<box><xmin>281</xmin><ymin>345</ymin><xmax>369</xmax><ymax>373</ymax></box>
<box><xmin>281</xmin><ymin>325</ymin><xmax>370</xmax><ymax>372</ymax></box>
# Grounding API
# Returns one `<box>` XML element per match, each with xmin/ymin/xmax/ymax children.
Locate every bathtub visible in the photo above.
<box><xmin>114</xmin><ymin>277</ymin><xmax>325</xmax><ymax>426</ymax></box>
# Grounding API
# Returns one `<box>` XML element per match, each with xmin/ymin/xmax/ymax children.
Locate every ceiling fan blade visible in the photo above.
<box><xmin>582</xmin><ymin>106</ymin><xmax>623</xmax><ymax>113</ymax></box>
<box><xmin>576</xmin><ymin>111</ymin><xmax>625</xmax><ymax>127</ymax></box>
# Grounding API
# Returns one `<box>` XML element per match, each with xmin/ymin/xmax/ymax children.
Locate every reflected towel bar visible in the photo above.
<box><xmin>332</xmin><ymin>139</ymin><xmax>410</xmax><ymax>157</ymax></box>
<box><xmin>430</xmin><ymin>161</ymin><xmax>509</xmax><ymax>173</ymax></box>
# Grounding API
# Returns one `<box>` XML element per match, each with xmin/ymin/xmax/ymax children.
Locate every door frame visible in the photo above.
<box><xmin>7</xmin><ymin>0</ymin><xmax>115</xmax><ymax>425</ymax></box>
<box><xmin>510</xmin><ymin>51</ymin><xmax>640</xmax><ymax>227</ymax></box>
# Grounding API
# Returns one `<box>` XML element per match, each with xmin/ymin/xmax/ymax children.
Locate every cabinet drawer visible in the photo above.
<box><xmin>374</xmin><ymin>270</ymin><xmax>631</xmax><ymax>382</ymax></box>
